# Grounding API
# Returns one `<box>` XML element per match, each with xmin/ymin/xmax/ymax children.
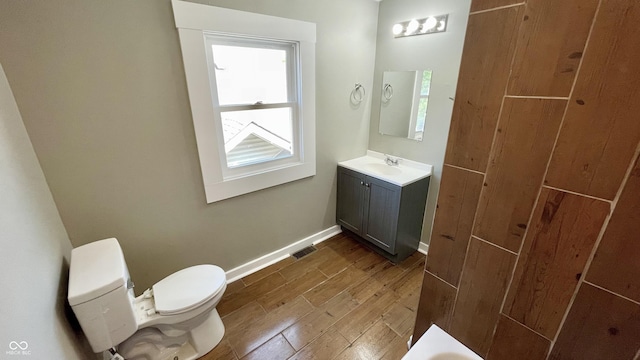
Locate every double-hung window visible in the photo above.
<box><xmin>172</xmin><ymin>1</ymin><xmax>316</xmax><ymax>203</ymax></box>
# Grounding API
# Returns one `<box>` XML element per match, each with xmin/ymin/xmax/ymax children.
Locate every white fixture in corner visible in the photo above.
<box><xmin>403</xmin><ymin>325</ymin><xmax>483</xmax><ymax>360</ymax></box>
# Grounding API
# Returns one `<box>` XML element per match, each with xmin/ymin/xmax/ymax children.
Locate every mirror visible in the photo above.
<box><xmin>379</xmin><ymin>70</ymin><xmax>432</xmax><ymax>141</ymax></box>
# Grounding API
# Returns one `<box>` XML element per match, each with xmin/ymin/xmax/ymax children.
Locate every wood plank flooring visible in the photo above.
<box><xmin>201</xmin><ymin>232</ymin><xmax>425</xmax><ymax>360</ymax></box>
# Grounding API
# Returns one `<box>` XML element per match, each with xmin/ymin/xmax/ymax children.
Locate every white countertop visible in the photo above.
<box><xmin>338</xmin><ymin>151</ymin><xmax>433</xmax><ymax>187</ymax></box>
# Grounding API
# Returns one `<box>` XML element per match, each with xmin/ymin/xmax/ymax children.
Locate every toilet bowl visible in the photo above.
<box><xmin>67</xmin><ymin>238</ymin><xmax>227</xmax><ymax>360</ymax></box>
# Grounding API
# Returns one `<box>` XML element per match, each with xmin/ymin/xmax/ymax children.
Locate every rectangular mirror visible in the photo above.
<box><xmin>379</xmin><ymin>69</ymin><xmax>432</xmax><ymax>141</ymax></box>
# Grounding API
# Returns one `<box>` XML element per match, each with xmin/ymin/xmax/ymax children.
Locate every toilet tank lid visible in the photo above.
<box><xmin>68</xmin><ymin>238</ymin><xmax>128</xmax><ymax>306</ymax></box>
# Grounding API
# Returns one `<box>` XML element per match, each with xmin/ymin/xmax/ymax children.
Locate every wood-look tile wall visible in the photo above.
<box><xmin>413</xmin><ymin>0</ymin><xmax>640</xmax><ymax>358</ymax></box>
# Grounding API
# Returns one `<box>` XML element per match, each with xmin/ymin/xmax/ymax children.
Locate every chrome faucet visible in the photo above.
<box><xmin>384</xmin><ymin>154</ymin><xmax>401</xmax><ymax>166</ymax></box>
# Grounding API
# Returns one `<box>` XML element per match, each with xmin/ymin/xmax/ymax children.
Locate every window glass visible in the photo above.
<box><xmin>221</xmin><ymin>108</ymin><xmax>293</xmax><ymax>168</ymax></box>
<box><xmin>212</xmin><ymin>44</ymin><xmax>290</xmax><ymax>105</ymax></box>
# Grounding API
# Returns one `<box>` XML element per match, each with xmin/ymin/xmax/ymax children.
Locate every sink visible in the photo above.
<box><xmin>338</xmin><ymin>151</ymin><xmax>432</xmax><ymax>187</ymax></box>
<box><xmin>363</xmin><ymin>163</ymin><xmax>402</xmax><ymax>176</ymax></box>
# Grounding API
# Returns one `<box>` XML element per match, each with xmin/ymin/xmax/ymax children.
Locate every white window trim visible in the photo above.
<box><xmin>172</xmin><ymin>0</ymin><xmax>316</xmax><ymax>203</ymax></box>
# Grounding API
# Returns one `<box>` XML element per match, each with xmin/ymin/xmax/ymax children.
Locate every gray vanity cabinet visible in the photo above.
<box><xmin>337</xmin><ymin>166</ymin><xmax>429</xmax><ymax>263</ymax></box>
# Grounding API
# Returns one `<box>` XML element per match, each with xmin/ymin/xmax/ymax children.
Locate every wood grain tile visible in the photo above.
<box><xmin>257</xmin><ymin>269</ymin><xmax>327</xmax><ymax>312</ymax></box>
<box><xmin>221</xmin><ymin>301</ymin><xmax>266</xmax><ymax>333</ymax></box>
<box><xmin>449</xmin><ymin>238</ymin><xmax>517</xmax><ymax>356</ymax></box>
<box><xmin>444</xmin><ymin>6</ymin><xmax>523</xmax><ymax>172</ymax></box>
<box><xmin>379</xmin><ymin>331</ymin><xmax>410</xmax><ymax>360</ymax></box>
<box><xmin>473</xmin><ymin>98</ymin><xmax>566</xmax><ymax>252</ymax></box>
<box><xmin>218</xmin><ymin>272</ymin><xmax>287</xmax><ymax>316</ymax></box>
<box><xmin>278</xmin><ymin>247</ymin><xmax>340</xmax><ymax>281</ymax></box>
<box><xmin>486</xmin><ymin>315</ymin><xmax>550</xmax><ymax>360</ymax></box>
<box><xmin>282</xmin><ymin>291</ymin><xmax>359</xmax><ymax>351</ymax></box>
<box><xmin>426</xmin><ymin>165</ymin><xmax>484</xmax><ymax>286</ymax></box>
<box><xmin>471</xmin><ymin>0</ymin><xmax>522</xmax><ymax>13</ymax></box>
<box><xmin>549</xmin><ymin>283</ymin><xmax>640</xmax><ymax>360</ymax></box>
<box><xmin>200</xmin><ymin>339</ymin><xmax>237</xmax><ymax>360</ymax></box>
<box><xmin>242</xmin><ymin>256</ymin><xmax>295</xmax><ymax>286</ymax></box>
<box><xmin>545</xmin><ymin>0</ymin><xmax>640</xmax><ymax>200</ymax></box>
<box><xmin>287</xmin><ymin>330</ymin><xmax>350</xmax><ymax>360</ymax></box>
<box><xmin>412</xmin><ymin>271</ymin><xmax>457</xmax><ymax>344</ymax></box>
<box><xmin>226</xmin><ymin>280</ymin><xmax>246</xmax><ymax>296</ymax></box>
<box><xmin>227</xmin><ymin>296</ymin><xmax>313</xmax><ymax>358</ymax></box>
<box><xmin>382</xmin><ymin>293</ymin><xmax>419</xmax><ymax>337</ymax></box>
<box><xmin>241</xmin><ymin>334</ymin><xmax>294</xmax><ymax>360</ymax></box>
<box><xmin>347</xmin><ymin>275</ymin><xmax>385</xmax><ymax>304</ymax></box>
<box><xmin>386</xmin><ymin>261</ymin><xmax>424</xmax><ymax>299</ymax></box>
<box><xmin>507</xmin><ymin>0</ymin><xmax>598</xmax><ymax>96</ymax></box>
<box><xmin>503</xmin><ymin>188</ymin><xmax>609</xmax><ymax>339</ymax></box>
<box><xmin>303</xmin><ymin>265</ymin><xmax>367</xmax><ymax>307</ymax></box>
<box><xmin>587</xmin><ymin>155</ymin><xmax>640</xmax><ymax>303</ymax></box>
<box><xmin>334</xmin><ymin>288</ymin><xmax>398</xmax><ymax>343</ymax></box>
<box><xmin>334</xmin><ymin>320</ymin><xmax>403</xmax><ymax>360</ymax></box>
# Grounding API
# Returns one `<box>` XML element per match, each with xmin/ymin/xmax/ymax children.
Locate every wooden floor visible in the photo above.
<box><xmin>201</xmin><ymin>232</ymin><xmax>425</xmax><ymax>360</ymax></box>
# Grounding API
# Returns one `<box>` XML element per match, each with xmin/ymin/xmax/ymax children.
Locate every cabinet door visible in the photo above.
<box><xmin>363</xmin><ymin>176</ymin><xmax>401</xmax><ymax>253</ymax></box>
<box><xmin>337</xmin><ymin>167</ymin><xmax>365</xmax><ymax>234</ymax></box>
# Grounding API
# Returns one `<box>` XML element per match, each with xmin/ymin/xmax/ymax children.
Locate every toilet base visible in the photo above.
<box><xmin>117</xmin><ymin>309</ymin><xmax>225</xmax><ymax>360</ymax></box>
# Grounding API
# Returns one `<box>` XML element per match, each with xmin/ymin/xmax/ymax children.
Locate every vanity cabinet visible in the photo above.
<box><xmin>337</xmin><ymin>165</ymin><xmax>430</xmax><ymax>263</ymax></box>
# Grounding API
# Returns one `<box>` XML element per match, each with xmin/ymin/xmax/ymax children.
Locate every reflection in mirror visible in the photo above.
<box><xmin>378</xmin><ymin>70</ymin><xmax>432</xmax><ymax>141</ymax></box>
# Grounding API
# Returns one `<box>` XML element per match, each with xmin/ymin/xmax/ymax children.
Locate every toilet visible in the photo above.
<box><xmin>67</xmin><ymin>238</ymin><xmax>227</xmax><ymax>360</ymax></box>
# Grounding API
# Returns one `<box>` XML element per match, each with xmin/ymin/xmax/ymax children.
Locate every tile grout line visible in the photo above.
<box><xmin>469</xmin><ymin>2</ymin><xmax>526</xmax><ymax>16</ymax></box>
<box><xmin>502</xmin><ymin>313</ymin><xmax>553</xmax><ymax>342</ymax></box>
<box><xmin>542</xmin><ymin>184</ymin><xmax>613</xmax><ymax>204</ymax></box>
<box><xmin>543</xmin><ymin>1</ymin><xmax>609</xmax><ymax>356</ymax></box>
<box><xmin>425</xmin><ymin>269</ymin><xmax>458</xmax><ymax>290</ymax></box>
<box><xmin>504</xmin><ymin>95</ymin><xmax>569</xmax><ymax>100</ymax></box>
<box><xmin>584</xmin><ymin>280</ymin><xmax>640</xmax><ymax>307</ymax></box>
<box><xmin>472</xmin><ymin>235</ymin><xmax>519</xmax><ymax>256</ymax></box>
<box><xmin>444</xmin><ymin>163</ymin><xmax>485</xmax><ymax>176</ymax></box>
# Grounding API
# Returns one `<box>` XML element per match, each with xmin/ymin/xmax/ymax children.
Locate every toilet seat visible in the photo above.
<box><xmin>152</xmin><ymin>264</ymin><xmax>226</xmax><ymax>315</ymax></box>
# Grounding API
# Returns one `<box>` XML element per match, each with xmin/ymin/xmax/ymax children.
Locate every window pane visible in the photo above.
<box><xmin>420</xmin><ymin>70</ymin><xmax>432</xmax><ymax>96</ymax></box>
<box><xmin>221</xmin><ymin>108</ymin><xmax>294</xmax><ymax>168</ymax></box>
<box><xmin>212</xmin><ymin>44</ymin><xmax>289</xmax><ymax>105</ymax></box>
<box><xmin>416</xmin><ymin>97</ymin><xmax>428</xmax><ymax>132</ymax></box>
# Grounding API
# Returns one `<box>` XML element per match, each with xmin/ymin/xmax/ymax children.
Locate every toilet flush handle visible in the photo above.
<box><xmin>127</xmin><ymin>278</ymin><xmax>135</xmax><ymax>290</ymax></box>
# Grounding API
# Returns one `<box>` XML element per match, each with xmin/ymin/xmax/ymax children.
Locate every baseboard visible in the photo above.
<box><xmin>225</xmin><ymin>225</ymin><xmax>342</xmax><ymax>283</ymax></box>
<box><xmin>418</xmin><ymin>242</ymin><xmax>429</xmax><ymax>255</ymax></box>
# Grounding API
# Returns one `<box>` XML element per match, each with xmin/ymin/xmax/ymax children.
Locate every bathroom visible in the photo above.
<box><xmin>1</xmin><ymin>0</ymin><xmax>639</xmax><ymax>359</ymax></box>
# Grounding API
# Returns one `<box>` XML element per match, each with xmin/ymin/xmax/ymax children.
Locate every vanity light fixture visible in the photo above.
<box><xmin>393</xmin><ymin>14</ymin><xmax>448</xmax><ymax>38</ymax></box>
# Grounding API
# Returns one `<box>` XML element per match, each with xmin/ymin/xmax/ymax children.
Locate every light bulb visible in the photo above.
<box><xmin>422</xmin><ymin>17</ymin><xmax>437</xmax><ymax>32</ymax></box>
<box><xmin>392</xmin><ymin>23</ymin><xmax>403</xmax><ymax>35</ymax></box>
<box><xmin>406</xmin><ymin>19</ymin><xmax>419</xmax><ymax>34</ymax></box>
<box><xmin>437</xmin><ymin>20</ymin><xmax>446</xmax><ymax>31</ymax></box>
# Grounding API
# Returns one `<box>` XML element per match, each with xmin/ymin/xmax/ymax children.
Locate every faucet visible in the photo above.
<box><xmin>384</xmin><ymin>154</ymin><xmax>401</xmax><ymax>166</ymax></box>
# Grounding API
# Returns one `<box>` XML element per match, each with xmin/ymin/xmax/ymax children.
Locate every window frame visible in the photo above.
<box><xmin>172</xmin><ymin>0</ymin><xmax>316</xmax><ymax>203</ymax></box>
<box><xmin>204</xmin><ymin>34</ymin><xmax>300</xmax><ymax>178</ymax></box>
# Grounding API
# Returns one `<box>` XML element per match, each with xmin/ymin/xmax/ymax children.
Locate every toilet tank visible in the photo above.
<box><xmin>68</xmin><ymin>238</ymin><xmax>138</xmax><ymax>353</ymax></box>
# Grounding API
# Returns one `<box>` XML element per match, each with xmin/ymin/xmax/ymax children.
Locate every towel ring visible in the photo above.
<box><xmin>351</xmin><ymin>83</ymin><xmax>365</xmax><ymax>104</ymax></box>
<box><xmin>382</xmin><ymin>83</ymin><xmax>393</xmax><ymax>102</ymax></box>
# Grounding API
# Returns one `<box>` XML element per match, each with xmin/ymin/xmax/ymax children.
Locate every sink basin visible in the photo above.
<box><xmin>363</xmin><ymin>163</ymin><xmax>402</xmax><ymax>176</ymax></box>
<box><xmin>338</xmin><ymin>151</ymin><xmax>432</xmax><ymax>186</ymax></box>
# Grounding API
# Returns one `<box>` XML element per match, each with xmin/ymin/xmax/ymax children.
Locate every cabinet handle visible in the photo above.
<box><xmin>360</xmin><ymin>181</ymin><xmax>364</xmax><ymax>186</ymax></box>
<box><xmin>365</xmin><ymin>183</ymin><xmax>370</xmax><ymax>187</ymax></box>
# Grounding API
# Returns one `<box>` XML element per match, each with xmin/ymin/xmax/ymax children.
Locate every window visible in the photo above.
<box><xmin>172</xmin><ymin>1</ymin><xmax>316</xmax><ymax>203</ymax></box>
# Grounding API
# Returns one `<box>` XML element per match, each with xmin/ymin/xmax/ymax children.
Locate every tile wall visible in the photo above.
<box><xmin>412</xmin><ymin>0</ymin><xmax>640</xmax><ymax>358</ymax></box>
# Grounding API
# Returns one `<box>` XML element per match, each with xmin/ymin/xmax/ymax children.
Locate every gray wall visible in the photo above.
<box><xmin>0</xmin><ymin>64</ymin><xmax>93</xmax><ymax>359</ymax></box>
<box><xmin>0</xmin><ymin>0</ymin><xmax>378</xmax><ymax>290</ymax></box>
<box><xmin>369</xmin><ymin>0</ymin><xmax>470</xmax><ymax>245</ymax></box>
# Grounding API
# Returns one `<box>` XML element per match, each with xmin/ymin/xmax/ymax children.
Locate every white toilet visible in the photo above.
<box><xmin>67</xmin><ymin>238</ymin><xmax>227</xmax><ymax>360</ymax></box>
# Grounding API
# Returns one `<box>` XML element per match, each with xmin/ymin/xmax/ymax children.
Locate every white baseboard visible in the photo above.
<box><xmin>418</xmin><ymin>242</ymin><xmax>429</xmax><ymax>255</ymax></box>
<box><xmin>225</xmin><ymin>225</ymin><xmax>342</xmax><ymax>283</ymax></box>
